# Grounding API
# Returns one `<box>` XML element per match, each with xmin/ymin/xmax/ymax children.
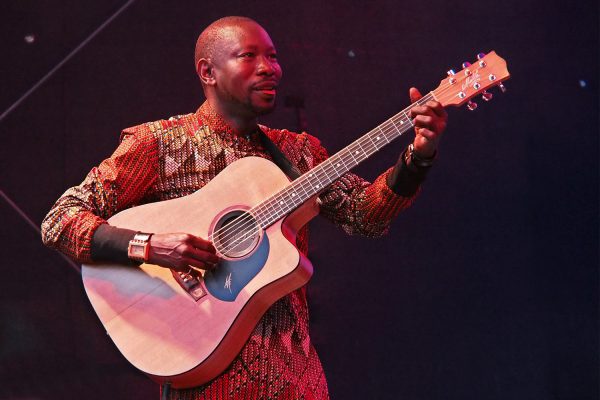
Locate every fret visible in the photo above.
<box><xmin>307</xmin><ymin>172</ymin><xmax>325</xmax><ymax>192</ymax></box>
<box><xmin>416</xmin><ymin>96</ymin><xmax>431</xmax><ymax>106</ymax></box>
<box><xmin>332</xmin><ymin>154</ymin><xmax>349</xmax><ymax>173</ymax></box>
<box><xmin>292</xmin><ymin>179</ymin><xmax>310</xmax><ymax>200</ymax></box>
<box><xmin>271</xmin><ymin>192</ymin><xmax>287</xmax><ymax>210</ymax></box>
<box><xmin>256</xmin><ymin>201</ymin><xmax>276</xmax><ymax>226</ymax></box>
<box><xmin>317</xmin><ymin>166</ymin><xmax>332</xmax><ymax>188</ymax></box>
<box><xmin>345</xmin><ymin>144</ymin><xmax>359</xmax><ymax>165</ymax></box>
<box><xmin>363</xmin><ymin>132</ymin><xmax>379</xmax><ymax>153</ymax></box>
<box><xmin>430</xmin><ymin>91</ymin><xmax>439</xmax><ymax>102</ymax></box>
<box><xmin>315</xmin><ymin>162</ymin><xmax>338</xmax><ymax>189</ymax></box>
<box><xmin>313</xmin><ymin>162</ymin><xmax>334</xmax><ymax>188</ymax></box>
<box><xmin>360</xmin><ymin>133</ymin><xmax>378</xmax><ymax>155</ymax></box>
<box><xmin>375</xmin><ymin>126</ymin><xmax>389</xmax><ymax>145</ymax></box>
<box><xmin>401</xmin><ymin>110</ymin><xmax>410</xmax><ymax>125</ymax></box>
<box><xmin>304</xmin><ymin>172</ymin><xmax>318</xmax><ymax>192</ymax></box>
<box><xmin>254</xmin><ymin>206</ymin><xmax>267</xmax><ymax>225</ymax></box>
<box><xmin>355</xmin><ymin>140</ymin><xmax>370</xmax><ymax>160</ymax></box>
<box><xmin>284</xmin><ymin>188</ymin><xmax>300</xmax><ymax>207</ymax></box>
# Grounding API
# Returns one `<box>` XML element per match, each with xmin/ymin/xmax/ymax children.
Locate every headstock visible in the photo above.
<box><xmin>433</xmin><ymin>51</ymin><xmax>510</xmax><ymax>110</ymax></box>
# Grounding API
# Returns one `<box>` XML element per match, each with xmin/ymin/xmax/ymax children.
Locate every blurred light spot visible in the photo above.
<box><xmin>24</xmin><ymin>34</ymin><xmax>35</xmax><ymax>44</ymax></box>
<box><xmin>578</xmin><ymin>80</ymin><xmax>586</xmax><ymax>88</ymax></box>
<box><xmin>348</xmin><ymin>50</ymin><xmax>355</xmax><ymax>58</ymax></box>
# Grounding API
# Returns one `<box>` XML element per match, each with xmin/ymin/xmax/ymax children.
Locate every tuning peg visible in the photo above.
<box><xmin>462</xmin><ymin>61</ymin><xmax>471</xmax><ymax>68</ymax></box>
<box><xmin>447</xmin><ymin>69</ymin><xmax>456</xmax><ymax>76</ymax></box>
<box><xmin>498</xmin><ymin>83</ymin><xmax>507</xmax><ymax>93</ymax></box>
<box><xmin>467</xmin><ymin>100</ymin><xmax>478</xmax><ymax>111</ymax></box>
<box><xmin>478</xmin><ymin>54</ymin><xmax>487</xmax><ymax>67</ymax></box>
<box><xmin>481</xmin><ymin>90</ymin><xmax>493</xmax><ymax>101</ymax></box>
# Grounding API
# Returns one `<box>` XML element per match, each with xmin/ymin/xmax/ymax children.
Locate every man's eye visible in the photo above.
<box><xmin>239</xmin><ymin>53</ymin><xmax>254</xmax><ymax>58</ymax></box>
<box><xmin>269</xmin><ymin>54</ymin><xmax>278</xmax><ymax>60</ymax></box>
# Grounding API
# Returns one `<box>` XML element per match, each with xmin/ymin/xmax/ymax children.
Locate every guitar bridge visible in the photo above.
<box><xmin>172</xmin><ymin>269</ymin><xmax>207</xmax><ymax>301</ymax></box>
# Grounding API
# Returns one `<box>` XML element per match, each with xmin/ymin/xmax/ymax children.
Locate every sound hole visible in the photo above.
<box><xmin>213</xmin><ymin>210</ymin><xmax>260</xmax><ymax>258</ymax></box>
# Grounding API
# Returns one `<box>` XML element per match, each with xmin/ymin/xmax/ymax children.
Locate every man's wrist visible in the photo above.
<box><xmin>127</xmin><ymin>232</ymin><xmax>153</xmax><ymax>263</ymax></box>
<box><xmin>386</xmin><ymin>145</ymin><xmax>433</xmax><ymax>196</ymax></box>
<box><xmin>405</xmin><ymin>143</ymin><xmax>436</xmax><ymax>170</ymax></box>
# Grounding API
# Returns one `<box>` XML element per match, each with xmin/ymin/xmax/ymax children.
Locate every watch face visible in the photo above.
<box><xmin>132</xmin><ymin>245</ymin><xmax>144</xmax><ymax>257</ymax></box>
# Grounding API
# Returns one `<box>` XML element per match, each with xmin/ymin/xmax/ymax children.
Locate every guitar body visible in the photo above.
<box><xmin>82</xmin><ymin>157</ymin><xmax>319</xmax><ymax>388</ymax></box>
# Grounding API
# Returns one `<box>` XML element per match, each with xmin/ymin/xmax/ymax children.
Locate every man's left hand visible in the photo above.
<box><xmin>408</xmin><ymin>87</ymin><xmax>447</xmax><ymax>158</ymax></box>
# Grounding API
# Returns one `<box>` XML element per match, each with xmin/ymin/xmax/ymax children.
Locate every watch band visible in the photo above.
<box><xmin>405</xmin><ymin>143</ymin><xmax>436</xmax><ymax>169</ymax></box>
<box><xmin>127</xmin><ymin>232</ymin><xmax>153</xmax><ymax>263</ymax></box>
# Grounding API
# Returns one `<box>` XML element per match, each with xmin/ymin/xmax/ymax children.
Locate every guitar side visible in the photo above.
<box><xmin>82</xmin><ymin>157</ymin><xmax>319</xmax><ymax>388</ymax></box>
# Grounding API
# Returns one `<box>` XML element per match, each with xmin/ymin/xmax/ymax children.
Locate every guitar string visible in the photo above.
<box><xmin>216</xmin><ymin>114</ymin><xmax>415</xmax><ymax>251</ymax></box>
<box><xmin>207</xmin><ymin>112</ymin><xmax>413</xmax><ymax>252</ymax></box>
<box><xmin>207</xmin><ymin>90</ymin><xmax>444</xmax><ymax>254</ymax></box>
<box><xmin>208</xmin><ymin>86</ymin><xmax>456</xmax><ymax>253</ymax></box>
<box><xmin>206</xmin><ymin>86</ymin><xmax>451</xmax><ymax>250</ymax></box>
<box><xmin>250</xmin><ymin>66</ymin><xmax>499</xmax><ymax>226</ymax></box>
<box><xmin>207</xmin><ymin>94</ymin><xmax>430</xmax><ymax>253</ymax></box>
<box><xmin>217</xmin><ymin>68</ymin><xmax>505</xmax><ymax>253</ymax></box>
<box><xmin>209</xmin><ymin>68</ymin><xmax>497</xmax><ymax>254</ymax></box>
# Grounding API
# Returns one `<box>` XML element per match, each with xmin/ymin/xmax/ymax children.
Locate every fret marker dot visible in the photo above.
<box><xmin>316</xmin><ymin>184</ymin><xmax>320</xmax><ymax>188</ymax></box>
<box><xmin>376</xmin><ymin>136</ymin><xmax>380</xmax><ymax>140</ymax></box>
<box><xmin>337</xmin><ymin>163</ymin><xmax>341</xmax><ymax>167</ymax></box>
<box><xmin>400</xmin><ymin>121</ymin><xmax>404</xmax><ymax>125</ymax></box>
<box><xmin>309</xmin><ymin>174</ymin><xmax>313</xmax><ymax>177</ymax></box>
<box><xmin>355</xmin><ymin>151</ymin><xmax>359</xmax><ymax>154</ymax></box>
<box><xmin>291</xmin><ymin>193</ymin><xmax>296</xmax><ymax>197</ymax></box>
<box><xmin>280</xmin><ymin>201</ymin><xmax>284</xmax><ymax>205</ymax></box>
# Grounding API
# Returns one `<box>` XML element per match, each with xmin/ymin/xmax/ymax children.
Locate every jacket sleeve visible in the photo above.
<box><xmin>275</xmin><ymin>129</ymin><xmax>421</xmax><ymax>238</ymax></box>
<box><xmin>318</xmin><ymin>166</ymin><xmax>418</xmax><ymax>237</ymax></box>
<box><xmin>41</xmin><ymin>125</ymin><xmax>159</xmax><ymax>262</ymax></box>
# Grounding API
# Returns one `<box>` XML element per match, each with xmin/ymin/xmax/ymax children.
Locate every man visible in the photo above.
<box><xmin>42</xmin><ymin>16</ymin><xmax>447</xmax><ymax>399</ymax></box>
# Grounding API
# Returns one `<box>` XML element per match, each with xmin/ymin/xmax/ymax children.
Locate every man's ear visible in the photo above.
<box><xmin>197</xmin><ymin>58</ymin><xmax>216</xmax><ymax>86</ymax></box>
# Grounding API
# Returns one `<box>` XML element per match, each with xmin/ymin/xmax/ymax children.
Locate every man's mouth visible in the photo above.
<box><xmin>253</xmin><ymin>82</ymin><xmax>278</xmax><ymax>96</ymax></box>
<box><xmin>259</xmin><ymin>89</ymin><xmax>276</xmax><ymax>95</ymax></box>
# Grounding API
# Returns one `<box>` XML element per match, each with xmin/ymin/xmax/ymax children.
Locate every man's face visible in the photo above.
<box><xmin>209</xmin><ymin>22</ymin><xmax>282</xmax><ymax>118</ymax></box>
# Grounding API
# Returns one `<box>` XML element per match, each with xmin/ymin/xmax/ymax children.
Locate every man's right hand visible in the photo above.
<box><xmin>147</xmin><ymin>233</ymin><xmax>220</xmax><ymax>272</ymax></box>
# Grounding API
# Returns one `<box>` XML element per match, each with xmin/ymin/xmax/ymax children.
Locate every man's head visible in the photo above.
<box><xmin>195</xmin><ymin>17</ymin><xmax>282</xmax><ymax>120</ymax></box>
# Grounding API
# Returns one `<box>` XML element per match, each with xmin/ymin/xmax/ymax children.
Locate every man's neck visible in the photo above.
<box><xmin>207</xmin><ymin>100</ymin><xmax>258</xmax><ymax>136</ymax></box>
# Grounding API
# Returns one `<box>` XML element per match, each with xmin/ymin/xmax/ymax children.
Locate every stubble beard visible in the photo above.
<box><xmin>240</xmin><ymin>91</ymin><xmax>277</xmax><ymax>117</ymax></box>
<box><xmin>251</xmin><ymin>101</ymin><xmax>276</xmax><ymax>116</ymax></box>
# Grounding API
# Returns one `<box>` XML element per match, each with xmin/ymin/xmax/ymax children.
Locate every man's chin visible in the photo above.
<box><xmin>252</xmin><ymin>102</ymin><xmax>277</xmax><ymax>116</ymax></box>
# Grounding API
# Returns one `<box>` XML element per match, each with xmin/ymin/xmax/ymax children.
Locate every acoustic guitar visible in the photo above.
<box><xmin>82</xmin><ymin>51</ymin><xmax>510</xmax><ymax>388</ymax></box>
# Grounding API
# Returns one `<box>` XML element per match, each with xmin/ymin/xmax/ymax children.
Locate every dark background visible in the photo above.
<box><xmin>0</xmin><ymin>1</ymin><xmax>597</xmax><ymax>399</ymax></box>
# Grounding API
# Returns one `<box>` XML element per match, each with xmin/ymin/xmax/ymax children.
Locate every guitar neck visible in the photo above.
<box><xmin>251</xmin><ymin>92</ymin><xmax>437</xmax><ymax>228</ymax></box>
<box><xmin>250</xmin><ymin>50</ymin><xmax>511</xmax><ymax>228</ymax></box>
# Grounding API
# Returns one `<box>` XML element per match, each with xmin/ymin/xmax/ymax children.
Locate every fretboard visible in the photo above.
<box><xmin>251</xmin><ymin>92</ymin><xmax>437</xmax><ymax>228</ymax></box>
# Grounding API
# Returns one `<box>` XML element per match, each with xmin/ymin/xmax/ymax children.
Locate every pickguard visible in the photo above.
<box><xmin>204</xmin><ymin>234</ymin><xmax>270</xmax><ymax>301</ymax></box>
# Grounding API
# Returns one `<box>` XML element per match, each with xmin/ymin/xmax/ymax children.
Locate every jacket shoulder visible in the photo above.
<box><xmin>120</xmin><ymin>113</ymin><xmax>197</xmax><ymax>142</ymax></box>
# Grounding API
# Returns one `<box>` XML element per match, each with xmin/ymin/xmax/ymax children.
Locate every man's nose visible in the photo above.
<box><xmin>256</xmin><ymin>55</ymin><xmax>275</xmax><ymax>75</ymax></box>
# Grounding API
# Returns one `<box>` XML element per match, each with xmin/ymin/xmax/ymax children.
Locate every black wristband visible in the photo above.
<box><xmin>91</xmin><ymin>224</ymin><xmax>137</xmax><ymax>263</ymax></box>
<box><xmin>386</xmin><ymin>147</ymin><xmax>432</xmax><ymax>197</ymax></box>
<box><xmin>405</xmin><ymin>143</ymin><xmax>436</xmax><ymax>169</ymax></box>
